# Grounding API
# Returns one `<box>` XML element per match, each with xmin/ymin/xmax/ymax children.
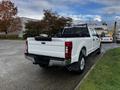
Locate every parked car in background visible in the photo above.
<box><xmin>101</xmin><ymin>35</ymin><xmax>113</xmax><ymax>43</ymax></box>
<box><xmin>25</xmin><ymin>24</ymin><xmax>101</xmax><ymax>73</ymax></box>
<box><xmin>116</xmin><ymin>30</ymin><xmax>120</xmax><ymax>43</ymax></box>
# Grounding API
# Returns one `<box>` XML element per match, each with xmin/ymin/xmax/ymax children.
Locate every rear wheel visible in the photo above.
<box><xmin>116</xmin><ymin>40</ymin><xmax>120</xmax><ymax>43</ymax></box>
<box><xmin>80</xmin><ymin>57</ymin><xmax>85</xmax><ymax>71</ymax></box>
<box><xmin>34</xmin><ymin>56</ymin><xmax>50</xmax><ymax>68</ymax></box>
<box><xmin>76</xmin><ymin>54</ymin><xmax>86</xmax><ymax>73</ymax></box>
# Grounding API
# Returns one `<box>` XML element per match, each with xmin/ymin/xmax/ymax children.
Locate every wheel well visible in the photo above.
<box><xmin>80</xmin><ymin>47</ymin><xmax>86</xmax><ymax>56</ymax></box>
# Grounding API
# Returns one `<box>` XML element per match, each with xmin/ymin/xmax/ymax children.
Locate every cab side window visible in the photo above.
<box><xmin>75</xmin><ymin>27</ymin><xmax>90</xmax><ymax>37</ymax></box>
<box><xmin>90</xmin><ymin>28</ymin><xmax>98</xmax><ymax>37</ymax></box>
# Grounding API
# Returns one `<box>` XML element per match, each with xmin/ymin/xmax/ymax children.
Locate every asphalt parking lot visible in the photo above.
<box><xmin>0</xmin><ymin>40</ymin><xmax>119</xmax><ymax>90</ymax></box>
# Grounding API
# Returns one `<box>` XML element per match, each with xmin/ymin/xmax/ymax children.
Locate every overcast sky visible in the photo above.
<box><xmin>10</xmin><ymin>0</ymin><xmax>120</xmax><ymax>22</ymax></box>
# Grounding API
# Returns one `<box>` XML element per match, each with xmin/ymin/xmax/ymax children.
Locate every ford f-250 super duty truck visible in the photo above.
<box><xmin>25</xmin><ymin>24</ymin><xmax>101</xmax><ymax>73</ymax></box>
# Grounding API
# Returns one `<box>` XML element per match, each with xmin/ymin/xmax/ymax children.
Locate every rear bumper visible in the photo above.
<box><xmin>24</xmin><ymin>53</ymin><xmax>71</xmax><ymax>66</ymax></box>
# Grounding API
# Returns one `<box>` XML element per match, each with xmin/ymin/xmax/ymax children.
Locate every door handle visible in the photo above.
<box><xmin>96</xmin><ymin>38</ymin><xmax>99</xmax><ymax>40</ymax></box>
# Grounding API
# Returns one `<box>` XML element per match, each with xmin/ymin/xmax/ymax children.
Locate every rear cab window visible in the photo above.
<box><xmin>55</xmin><ymin>27</ymin><xmax>90</xmax><ymax>38</ymax></box>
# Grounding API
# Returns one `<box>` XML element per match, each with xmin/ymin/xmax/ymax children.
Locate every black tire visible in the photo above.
<box><xmin>116</xmin><ymin>40</ymin><xmax>120</xmax><ymax>43</ymax></box>
<box><xmin>76</xmin><ymin>54</ymin><xmax>86</xmax><ymax>73</ymax></box>
<box><xmin>34</xmin><ymin>56</ymin><xmax>50</xmax><ymax>68</ymax></box>
<box><xmin>97</xmin><ymin>43</ymin><xmax>101</xmax><ymax>54</ymax></box>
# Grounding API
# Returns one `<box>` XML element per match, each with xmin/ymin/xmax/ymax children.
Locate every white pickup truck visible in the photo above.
<box><xmin>25</xmin><ymin>24</ymin><xmax>101</xmax><ymax>73</ymax></box>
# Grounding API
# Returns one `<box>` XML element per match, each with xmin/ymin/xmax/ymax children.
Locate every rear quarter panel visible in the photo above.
<box><xmin>70</xmin><ymin>38</ymin><xmax>92</xmax><ymax>63</ymax></box>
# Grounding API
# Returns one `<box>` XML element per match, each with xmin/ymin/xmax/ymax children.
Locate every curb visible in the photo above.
<box><xmin>75</xmin><ymin>53</ymin><xmax>104</xmax><ymax>90</ymax></box>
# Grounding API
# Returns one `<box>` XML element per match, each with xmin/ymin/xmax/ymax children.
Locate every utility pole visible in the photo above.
<box><xmin>113</xmin><ymin>21</ymin><xmax>117</xmax><ymax>43</ymax></box>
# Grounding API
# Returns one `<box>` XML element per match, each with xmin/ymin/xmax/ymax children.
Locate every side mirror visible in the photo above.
<box><xmin>93</xmin><ymin>34</ymin><xmax>99</xmax><ymax>38</ymax></box>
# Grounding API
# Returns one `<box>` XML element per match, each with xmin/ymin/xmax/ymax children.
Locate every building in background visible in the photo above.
<box><xmin>18</xmin><ymin>17</ymin><xmax>39</xmax><ymax>37</ymax></box>
<box><xmin>0</xmin><ymin>17</ymin><xmax>39</xmax><ymax>37</ymax></box>
<box><xmin>94</xmin><ymin>25</ymin><xmax>108</xmax><ymax>36</ymax></box>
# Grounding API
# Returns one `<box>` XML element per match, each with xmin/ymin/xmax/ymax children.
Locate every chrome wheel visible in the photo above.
<box><xmin>80</xmin><ymin>57</ymin><xmax>85</xmax><ymax>70</ymax></box>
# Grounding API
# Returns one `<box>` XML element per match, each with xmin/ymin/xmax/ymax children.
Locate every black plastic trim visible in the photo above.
<box><xmin>24</xmin><ymin>53</ymin><xmax>64</xmax><ymax>61</ymax></box>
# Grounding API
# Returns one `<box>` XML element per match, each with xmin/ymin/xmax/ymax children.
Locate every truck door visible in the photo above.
<box><xmin>91</xmin><ymin>28</ymin><xmax>100</xmax><ymax>50</ymax></box>
<box><xmin>85</xmin><ymin>28</ymin><xmax>94</xmax><ymax>54</ymax></box>
<box><xmin>93</xmin><ymin>29</ymin><xmax>100</xmax><ymax>49</ymax></box>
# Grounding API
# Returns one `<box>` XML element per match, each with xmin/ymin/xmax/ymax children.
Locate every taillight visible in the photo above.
<box><xmin>25</xmin><ymin>40</ymin><xmax>28</xmax><ymax>53</ymax></box>
<box><xmin>65</xmin><ymin>42</ymin><xmax>72</xmax><ymax>60</ymax></box>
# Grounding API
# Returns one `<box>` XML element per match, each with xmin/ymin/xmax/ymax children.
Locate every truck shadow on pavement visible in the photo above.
<box><xmin>35</xmin><ymin>51</ymin><xmax>101</xmax><ymax>90</ymax></box>
<box><xmin>40</xmin><ymin>51</ymin><xmax>101</xmax><ymax>74</ymax></box>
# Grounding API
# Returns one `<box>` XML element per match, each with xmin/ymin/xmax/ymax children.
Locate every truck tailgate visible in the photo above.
<box><xmin>27</xmin><ymin>38</ymin><xmax>65</xmax><ymax>58</ymax></box>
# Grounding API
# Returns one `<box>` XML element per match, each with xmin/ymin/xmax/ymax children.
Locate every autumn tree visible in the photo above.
<box><xmin>24</xmin><ymin>21</ymin><xmax>41</xmax><ymax>38</ymax></box>
<box><xmin>9</xmin><ymin>17</ymin><xmax>22</xmax><ymax>33</ymax></box>
<box><xmin>24</xmin><ymin>9</ymin><xmax>72</xmax><ymax>38</ymax></box>
<box><xmin>42</xmin><ymin>10</ymin><xmax>72</xmax><ymax>35</ymax></box>
<box><xmin>0</xmin><ymin>0</ymin><xmax>17</xmax><ymax>34</ymax></box>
